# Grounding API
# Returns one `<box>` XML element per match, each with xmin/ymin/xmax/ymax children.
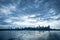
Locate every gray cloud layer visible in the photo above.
<box><xmin>0</xmin><ymin>0</ymin><xmax>60</xmax><ymax>28</ymax></box>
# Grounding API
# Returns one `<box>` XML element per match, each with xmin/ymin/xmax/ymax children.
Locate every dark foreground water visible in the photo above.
<box><xmin>0</xmin><ymin>31</ymin><xmax>60</xmax><ymax>40</ymax></box>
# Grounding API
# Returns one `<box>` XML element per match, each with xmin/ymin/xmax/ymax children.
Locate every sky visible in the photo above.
<box><xmin>0</xmin><ymin>0</ymin><xmax>60</xmax><ymax>29</ymax></box>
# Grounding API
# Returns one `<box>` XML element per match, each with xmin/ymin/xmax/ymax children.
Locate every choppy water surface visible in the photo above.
<box><xmin>0</xmin><ymin>31</ymin><xmax>60</xmax><ymax>40</ymax></box>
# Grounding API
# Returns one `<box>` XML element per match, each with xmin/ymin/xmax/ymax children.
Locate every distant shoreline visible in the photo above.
<box><xmin>0</xmin><ymin>29</ymin><xmax>60</xmax><ymax>31</ymax></box>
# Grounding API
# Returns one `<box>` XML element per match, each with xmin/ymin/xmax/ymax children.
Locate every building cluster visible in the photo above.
<box><xmin>14</xmin><ymin>25</ymin><xmax>51</xmax><ymax>30</ymax></box>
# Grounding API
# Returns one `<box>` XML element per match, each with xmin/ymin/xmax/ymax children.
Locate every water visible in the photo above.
<box><xmin>0</xmin><ymin>31</ymin><xmax>60</xmax><ymax>40</ymax></box>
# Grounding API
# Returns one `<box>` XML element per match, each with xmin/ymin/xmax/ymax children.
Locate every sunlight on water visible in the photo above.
<box><xmin>0</xmin><ymin>31</ymin><xmax>60</xmax><ymax>40</ymax></box>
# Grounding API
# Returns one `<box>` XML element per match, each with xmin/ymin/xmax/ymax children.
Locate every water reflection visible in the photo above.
<box><xmin>0</xmin><ymin>31</ymin><xmax>60</xmax><ymax>40</ymax></box>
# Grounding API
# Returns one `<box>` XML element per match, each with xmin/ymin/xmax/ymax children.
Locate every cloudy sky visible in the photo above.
<box><xmin>0</xmin><ymin>0</ymin><xmax>60</xmax><ymax>28</ymax></box>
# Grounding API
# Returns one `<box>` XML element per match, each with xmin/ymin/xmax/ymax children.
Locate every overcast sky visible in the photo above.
<box><xmin>0</xmin><ymin>0</ymin><xmax>60</xmax><ymax>28</ymax></box>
